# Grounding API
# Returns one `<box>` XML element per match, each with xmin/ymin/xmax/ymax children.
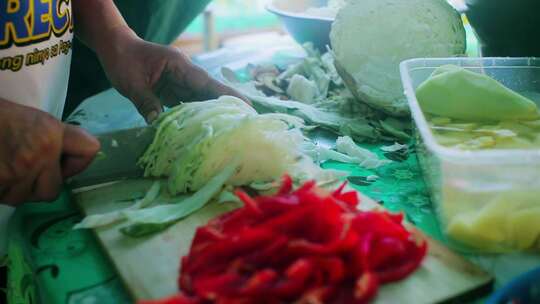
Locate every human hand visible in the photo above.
<box><xmin>96</xmin><ymin>27</ymin><xmax>248</xmax><ymax>123</ymax></box>
<box><xmin>0</xmin><ymin>99</ymin><xmax>100</xmax><ymax>205</ymax></box>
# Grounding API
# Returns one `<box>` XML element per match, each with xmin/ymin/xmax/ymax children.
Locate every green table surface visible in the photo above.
<box><xmin>6</xmin><ymin>31</ymin><xmax>540</xmax><ymax>304</ymax></box>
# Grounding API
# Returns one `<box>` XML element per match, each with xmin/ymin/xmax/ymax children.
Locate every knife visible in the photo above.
<box><xmin>67</xmin><ymin>126</ymin><xmax>156</xmax><ymax>190</ymax></box>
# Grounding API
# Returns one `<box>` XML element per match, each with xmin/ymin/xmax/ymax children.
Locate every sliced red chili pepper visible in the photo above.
<box><xmin>184</xmin><ymin>229</ymin><xmax>277</xmax><ymax>275</ymax></box>
<box><xmin>138</xmin><ymin>294</ymin><xmax>199</xmax><ymax>304</ymax></box>
<box><xmin>360</xmin><ymin>232</ymin><xmax>375</xmax><ymax>273</ymax></box>
<box><xmin>239</xmin><ymin>268</ymin><xmax>278</xmax><ymax>296</ymax></box>
<box><xmin>235</xmin><ymin>190</ymin><xmax>262</xmax><ymax>216</ymax></box>
<box><xmin>297</xmin><ymin>286</ymin><xmax>335</xmax><ymax>304</ymax></box>
<box><xmin>215</xmin><ymin>297</ymin><xmax>254</xmax><ymax>304</ymax></box>
<box><xmin>287</xmin><ymin>225</ymin><xmax>358</xmax><ymax>256</ymax></box>
<box><xmin>287</xmin><ymin>239</ymin><xmax>336</xmax><ymax>256</ymax></box>
<box><xmin>336</xmin><ymin>190</ymin><xmax>360</xmax><ymax>209</ymax></box>
<box><xmin>224</xmin><ymin>257</ymin><xmax>254</xmax><ymax>275</ymax></box>
<box><xmin>286</xmin><ymin>259</ymin><xmax>313</xmax><ymax>282</ymax></box>
<box><xmin>352</xmin><ymin>212</ymin><xmax>410</xmax><ymax>241</ymax></box>
<box><xmin>337</xmin><ymin>215</ymin><xmax>360</xmax><ymax>251</ymax></box>
<box><xmin>278</xmin><ymin>174</ymin><xmax>293</xmax><ymax>195</ymax></box>
<box><xmin>368</xmin><ymin>236</ymin><xmax>408</xmax><ymax>271</ymax></box>
<box><xmin>164</xmin><ymin>177</ymin><xmax>427</xmax><ymax>304</ymax></box>
<box><xmin>332</xmin><ymin>181</ymin><xmax>348</xmax><ymax>196</ymax></box>
<box><xmin>190</xmin><ymin>226</ymin><xmax>225</xmax><ymax>252</ymax></box>
<box><xmin>178</xmin><ymin>256</ymin><xmax>192</xmax><ymax>292</ymax></box>
<box><xmin>375</xmin><ymin>240</ymin><xmax>428</xmax><ymax>284</ymax></box>
<box><xmin>354</xmin><ymin>272</ymin><xmax>379</xmax><ymax>303</ymax></box>
<box><xmin>255</xmin><ymin>204</ymin><xmax>314</xmax><ymax>234</ymax></box>
<box><xmin>273</xmin><ymin>259</ymin><xmax>312</xmax><ymax>298</ymax></box>
<box><xmin>316</xmin><ymin>257</ymin><xmax>346</xmax><ymax>284</ymax></box>
<box><xmin>257</xmin><ymin>196</ymin><xmax>300</xmax><ymax>215</ymax></box>
<box><xmin>389</xmin><ymin>212</ymin><xmax>405</xmax><ymax>224</ymax></box>
<box><xmin>243</xmin><ymin>235</ymin><xmax>289</xmax><ymax>266</ymax></box>
<box><xmin>192</xmin><ymin>273</ymin><xmax>243</xmax><ymax>299</ymax></box>
<box><xmin>331</xmin><ymin>182</ymin><xmax>359</xmax><ymax>211</ymax></box>
<box><xmin>294</xmin><ymin>179</ymin><xmax>317</xmax><ymax>195</ymax></box>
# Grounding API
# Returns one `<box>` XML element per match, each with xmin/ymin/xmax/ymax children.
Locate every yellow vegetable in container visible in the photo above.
<box><xmin>415</xmin><ymin>64</ymin><xmax>540</xmax><ymax>252</ymax></box>
<box><xmin>445</xmin><ymin>191</ymin><xmax>540</xmax><ymax>252</ymax></box>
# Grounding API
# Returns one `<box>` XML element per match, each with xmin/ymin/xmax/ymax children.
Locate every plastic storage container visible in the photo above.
<box><xmin>400</xmin><ymin>57</ymin><xmax>540</xmax><ymax>253</ymax></box>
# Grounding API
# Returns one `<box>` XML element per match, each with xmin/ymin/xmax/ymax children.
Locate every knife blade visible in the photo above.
<box><xmin>67</xmin><ymin>126</ymin><xmax>156</xmax><ymax>190</ymax></box>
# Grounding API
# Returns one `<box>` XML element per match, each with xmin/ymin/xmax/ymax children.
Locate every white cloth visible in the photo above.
<box><xmin>0</xmin><ymin>0</ymin><xmax>74</xmax><ymax>255</ymax></box>
<box><xmin>0</xmin><ymin>0</ymin><xmax>73</xmax><ymax>117</ymax></box>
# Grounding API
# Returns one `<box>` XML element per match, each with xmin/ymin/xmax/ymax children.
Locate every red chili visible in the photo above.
<box><xmin>138</xmin><ymin>294</ymin><xmax>198</xmax><ymax>304</ymax></box>
<box><xmin>140</xmin><ymin>175</ymin><xmax>428</xmax><ymax>304</ymax></box>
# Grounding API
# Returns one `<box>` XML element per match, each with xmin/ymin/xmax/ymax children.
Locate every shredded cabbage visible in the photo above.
<box><xmin>302</xmin><ymin>138</ymin><xmax>391</xmax><ymax>169</ymax></box>
<box><xmin>139</xmin><ymin>96</ymin><xmax>317</xmax><ymax>195</ymax></box>
<box><xmin>335</xmin><ymin>136</ymin><xmax>392</xmax><ymax>169</ymax></box>
<box><xmin>381</xmin><ymin>142</ymin><xmax>408</xmax><ymax>153</ymax></box>
<box><xmin>120</xmin><ymin>161</ymin><xmax>240</xmax><ymax>237</ymax></box>
<box><xmin>73</xmin><ymin>181</ymin><xmax>161</xmax><ymax>229</ymax></box>
<box><xmin>287</xmin><ymin>74</ymin><xmax>319</xmax><ymax>104</ymax></box>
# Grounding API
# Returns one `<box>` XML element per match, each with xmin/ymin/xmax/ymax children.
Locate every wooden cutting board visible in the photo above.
<box><xmin>73</xmin><ymin>179</ymin><xmax>494</xmax><ymax>303</ymax></box>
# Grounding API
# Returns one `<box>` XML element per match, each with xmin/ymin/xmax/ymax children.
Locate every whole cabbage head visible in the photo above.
<box><xmin>330</xmin><ymin>0</ymin><xmax>466</xmax><ymax>117</ymax></box>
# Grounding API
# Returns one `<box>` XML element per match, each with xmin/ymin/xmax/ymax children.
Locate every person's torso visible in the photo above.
<box><xmin>0</xmin><ymin>0</ymin><xmax>74</xmax><ymax>118</ymax></box>
<box><xmin>466</xmin><ymin>0</ymin><xmax>540</xmax><ymax>56</ymax></box>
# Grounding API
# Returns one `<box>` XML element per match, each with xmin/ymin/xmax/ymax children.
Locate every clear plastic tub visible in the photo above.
<box><xmin>400</xmin><ymin>57</ymin><xmax>540</xmax><ymax>253</ymax></box>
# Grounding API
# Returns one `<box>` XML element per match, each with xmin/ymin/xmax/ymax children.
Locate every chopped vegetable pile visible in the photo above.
<box><xmin>75</xmin><ymin>96</ymin><xmax>347</xmax><ymax>236</ymax></box>
<box><xmin>75</xmin><ymin>94</ymin><xmax>399</xmax><ymax>237</ymax></box>
<box><xmin>222</xmin><ymin>44</ymin><xmax>412</xmax><ymax>143</ymax></box>
<box><xmin>139</xmin><ymin>96</ymin><xmax>311</xmax><ymax>195</ymax></box>
<box><xmin>140</xmin><ymin>177</ymin><xmax>427</xmax><ymax>304</ymax></box>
